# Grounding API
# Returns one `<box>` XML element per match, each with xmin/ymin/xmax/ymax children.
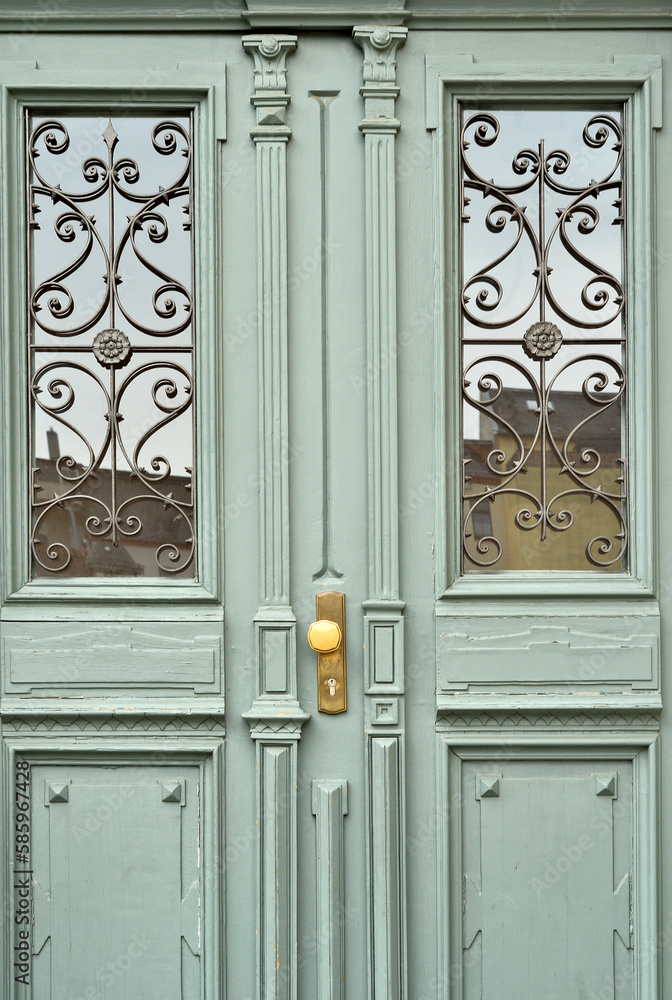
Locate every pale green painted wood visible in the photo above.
<box><xmin>353</xmin><ymin>25</ymin><xmax>409</xmax><ymax>1000</ymax></box>
<box><xmin>312</xmin><ymin>779</ymin><xmax>348</xmax><ymax>1000</ymax></box>
<box><xmin>368</xmin><ymin>736</ymin><xmax>405</xmax><ymax>1000</ymax></box>
<box><xmin>426</xmin><ymin>51</ymin><xmax>662</xmax><ymax>600</ymax></box>
<box><xmin>0</xmin><ymin>61</ymin><xmax>226</xmax><ymax>616</ymax></box>
<box><xmin>241</xmin><ymin>35</ymin><xmax>309</xmax><ymax>1000</ymax></box>
<box><xmin>0</xmin><ymin>16</ymin><xmax>668</xmax><ymax>1000</ymax></box>
<box><xmin>0</xmin><ymin>0</ymin><xmax>668</xmax><ymax>31</ymax></box>
<box><xmin>440</xmin><ymin>737</ymin><xmax>659</xmax><ymax>1000</ymax></box>
<box><xmin>1</xmin><ymin>621</ymin><xmax>224</xmax><ymax>710</ymax></box>
<box><xmin>35</xmin><ymin>766</ymin><xmax>201</xmax><ymax>999</ymax></box>
<box><xmin>3</xmin><ymin>738</ymin><xmax>224</xmax><ymax>1000</ymax></box>
<box><xmin>472</xmin><ymin>764</ymin><xmax>631</xmax><ymax>998</ymax></box>
<box><xmin>258</xmin><ymin>742</ymin><xmax>295</xmax><ymax>1000</ymax></box>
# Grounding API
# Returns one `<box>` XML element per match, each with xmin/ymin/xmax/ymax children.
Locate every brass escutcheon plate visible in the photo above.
<box><xmin>314</xmin><ymin>591</ymin><xmax>346</xmax><ymax>714</ymax></box>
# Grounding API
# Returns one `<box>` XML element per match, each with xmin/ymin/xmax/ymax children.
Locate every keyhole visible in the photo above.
<box><xmin>327</xmin><ymin>678</ymin><xmax>337</xmax><ymax>697</ymax></box>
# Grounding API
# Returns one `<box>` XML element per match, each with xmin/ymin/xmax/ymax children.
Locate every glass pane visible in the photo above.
<box><xmin>459</xmin><ymin>106</ymin><xmax>627</xmax><ymax>572</ymax></box>
<box><xmin>28</xmin><ymin>113</ymin><xmax>196</xmax><ymax>578</ymax></box>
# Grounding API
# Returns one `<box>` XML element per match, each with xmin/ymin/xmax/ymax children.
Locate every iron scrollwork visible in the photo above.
<box><xmin>29</xmin><ymin>115</ymin><xmax>195</xmax><ymax>577</ymax></box>
<box><xmin>460</xmin><ymin>108</ymin><xmax>627</xmax><ymax>571</ymax></box>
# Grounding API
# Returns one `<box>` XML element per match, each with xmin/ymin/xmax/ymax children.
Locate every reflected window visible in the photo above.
<box><xmin>28</xmin><ymin>113</ymin><xmax>195</xmax><ymax>578</ymax></box>
<box><xmin>460</xmin><ymin>106</ymin><xmax>626</xmax><ymax>572</ymax></box>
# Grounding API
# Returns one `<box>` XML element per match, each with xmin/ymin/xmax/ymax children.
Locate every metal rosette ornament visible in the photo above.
<box><xmin>92</xmin><ymin>329</ymin><xmax>132</xmax><ymax>369</ymax></box>
<box><xmin>522</xmin><ymin>322</ymin><xmax>563</xmax><ymax>361</ymax></box>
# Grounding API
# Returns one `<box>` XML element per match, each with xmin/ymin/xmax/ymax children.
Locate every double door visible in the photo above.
<box><xmin>0</xmin><ymin>14</ymin><xmax>669</xmax><ymax>1000</ymax></box>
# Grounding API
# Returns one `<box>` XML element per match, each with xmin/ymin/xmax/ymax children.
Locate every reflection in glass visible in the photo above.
<box><xmin>460</xmin><ymin>107</ymin><xmax>627</xmax><ymax>572</ymax></box>
<box><xmin>28</xmin><ymin>114</ymin><xmax>195</xmax><ymax>578</ymax></box>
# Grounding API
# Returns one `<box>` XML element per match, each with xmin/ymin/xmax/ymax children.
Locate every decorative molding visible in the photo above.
<box><xmin>312</xmin><ymin>780</ymin><xmax>348</xmax><ymax>1000</ymax></box>
<box><xmin>46</xmin><ymin>781</ymin><xmax>69</xmax><ymax>804</ymax></box>
<box><xmin>242</xmin><ymin>33</ymin><xmax>297</xmax><ymax>610</ymax></box>
<box><xmin>476</xmin><ymin>774</ymin><xmax>500</xmax><ymax>799</ymax></box>
<box><xmin>368</xmin><ymin>736</ymin><xmax>406</xmax><ymax>1000</ymax></box>
<box><xmin>436</xmin><ymin>620</ymin><xmax>660</xmax><ymax>695</ymax></box>
<box><xmin>2</xmin><ymin>622</ymin><xmax>224</xmax><ymax>700</ymax></box>
<box><xmin>0</xmin><ymin>2</ymin><xmax>669</xmax><ymax>31</ymax></box>
<box><xmin>437</xmin><ymin>709</ymin><xmax>661</xmax><ymax>730</ymax></box>
<box><xmin>242</xmin><ymin>40</ymin><xmax>306</xmax><ymax>1000</ymax></box>
<box><xmin>595</xmin><ymin>772</ymin><xmax>617</xmax><ymax>797</ymax></box>
<box><xmin>242</xmin><ymin>37</ymin><xmax>307</xmax><ymax>730</ymax></box>
<box><xmin>160</xmin><ymin>779</ymin><xmax>185</xmax><ymax>804</ymax></box>
<box><xmin>424</xmin><ymin>54</ymin><xmax>663</xmax><ymax>133</ymax></box>
<box><xmin>363</xmin><ymin>600</ymin><xmax>406</xmax><ymax>695</ymax></box>
<box><xmin>442</xmin><ymin>745</ymin><xmax>652</xmax><ymax>1000</ymax></box>
<box><xmin>309</xmin><ymin>89</ymin><xmax>343</xmax><ymax>583</ymax></box>
<box><xmin>243</xmin><ymin>613</ymin><xmax>310</xmax><ymax>736</ymax></box>
<box><xmin>244</xmin><ymin>1</ymin><xmax>408</xmax><ymax>28</ymax></box>
<box><xmin>353</xmin><ymin>24</ymin><xmax>407</xmax><ymax>602</ymax></box>
<box><xmin>243</xmin><ymin>713</ymin><xmax>309</xmax><ymax>739</ymax></box>
<box><xmin>1</xmin><ymin>712</ymin><xmax>226</xmax><ymax>733</ymax></box>
<box><xmin>354</xmin><ymin>29</ymin><xmax>407</xmax><ymax>1000</ymax></box>
<box><xmin>426</xmin><ymin>54</ymin><xmax>662</xmax><ymax>599</ymax></box>
<box><xmin>257</xmin><ymin>743</ymin><xmax>298</xmax><ymax>1000</ymax></box>
<box><xmin>369</xmin><ymin>697</ymin><xmax>400</xmax><ymax>727</ymax></box>
<box><xmin>244</xmin><ymin>34</ymin><xmax>297</xmax><ymax>138</ymax></box>
<box><xmin>355</xmin><ymin>25</ymin><xmax>407</xmax><ymax>90</ymax></box>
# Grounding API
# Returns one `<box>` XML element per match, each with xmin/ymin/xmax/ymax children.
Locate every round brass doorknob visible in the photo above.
<box><xmin>307</xmin><ymin>619</ymin><xmax>342</xmax><ymax>653</ymax></box>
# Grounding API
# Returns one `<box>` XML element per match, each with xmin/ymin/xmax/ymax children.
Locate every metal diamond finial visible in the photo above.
<box><xmin>102</xmin><ymin>119</ymin><xmax>118</xmax><ymax>151</ymax></box>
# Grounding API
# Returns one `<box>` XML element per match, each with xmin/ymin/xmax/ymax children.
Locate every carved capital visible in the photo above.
<box><xmin>243</xmin><ymin>701</ymin><xmax>310</xmax><ymax>740</ymax></box>
<box><xmin>243</xmin><ymin>34</ymin><xmax>297</xmax><ymax>131</ymax></box>
<box><xmin>353</xmin><ymin>25</ymin><xmax>407</xmax><ymax>86</ymax></box>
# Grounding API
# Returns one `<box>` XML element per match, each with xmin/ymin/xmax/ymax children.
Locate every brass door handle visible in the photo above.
<box><xmin>308</xmin><ymin>591</ymin><xmax>346</xmax><ymax>714</ymax></box>
<box><xmin>307</xmin><ymin>619</ymin><xmax>342</xmax><ymax>653</ymax></box>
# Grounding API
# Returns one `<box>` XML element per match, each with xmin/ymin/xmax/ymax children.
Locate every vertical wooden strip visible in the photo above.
<box><xmin>243</xmin><ymin>36</ymin><xmax>308</xmax><ymax>1000</ymax></box>
<box><xmin>257</xmin><ymin>137</ymin><xmax>290</xmax><ymax>605</ymax></box>
<box><xmin>365</xmin><ymin>131</ymin><xmax>396</xmax><ymax>598</ymax></box>
<box><xmin>259</xmin><ymin>743</ymin><xmax>294</xmax><ymax>1000</ymax></box>
<box><xmin>354</xmin><ymin>26</ymin><xmax>407</xmax><ymax>1000</ymax></box>
<box><xmin>369</xmin><ymin>737</ymin><xmax>404</xmax><ymax>1000</ymax></box>
<box><xmin>243</xmin><ymin>33</ymin><xmax>296</xmax><ymax>611</ymax></box>
<box><xmin>312</xmin><ymin>779</ymin><xmax>349</xmax><ymax>1000</ymax></box>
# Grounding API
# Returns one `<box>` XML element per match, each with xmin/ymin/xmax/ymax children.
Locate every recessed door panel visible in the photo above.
<box><xmin>31</xmin><ymin>765</ymin><xmax>201</xmax><ymax>1000</ymax></box>
<box><xmin>461</xmin><ymin>758</ymin><xmax>633</xmax><ymax>1000</ymax></box>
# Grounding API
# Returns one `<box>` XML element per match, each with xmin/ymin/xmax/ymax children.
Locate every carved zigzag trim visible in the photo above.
<box><xmin>1</xmin><ymin>713</ymin><xmax>226</xmax><ymax>733</ymax></box>
<box><xmin>438</xmin><ymin>710</ymin><xmax>660</xmax><ymax>729</ymax></box>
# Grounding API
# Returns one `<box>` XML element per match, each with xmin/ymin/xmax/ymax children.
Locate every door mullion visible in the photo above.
<box><xmin>241</xmin><ymin>33</ymin><xmax>309</xmax><ymax>1000</ymax></box>
<box><xmin>353</xmin><ymin>25</ymin><xmax>408</xmax><ymax>1000</ymax></box>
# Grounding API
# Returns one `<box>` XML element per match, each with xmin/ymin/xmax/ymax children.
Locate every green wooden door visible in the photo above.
<box><xmin>0</xmin><ymin>5</ymin><xmax>670</xmax><ymax>1000</ymax></box>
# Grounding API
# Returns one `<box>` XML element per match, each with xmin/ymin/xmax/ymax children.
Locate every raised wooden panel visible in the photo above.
<box><xmin>312</xmin><ymin>779</ymin><xmax>348</xmax><ymax>1000</ymax></box>
<box><xmin>30</xmin><ymin>764</ymin><xmax>202</xmax><ymax>1000</ymax></box>
<box><xmin>436</xmin><ymin>617</ymin><xmax>660</xmax><ymax>700</ymax></box>
<box><xmin>2</xmin><ymin>622</ymin><xmax>223</xmax><ymax>707</ymax></box>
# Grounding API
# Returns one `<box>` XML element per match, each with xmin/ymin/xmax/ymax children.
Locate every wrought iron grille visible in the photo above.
<box><xmin>460</xmin><ymin>107</ymin><xmax>627</xmax><ymax>572</ymax></box>
<box><xmin>28</xmin><ymin>114</ymin><xmax>195</xmax><ymax>578</ymax></box>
